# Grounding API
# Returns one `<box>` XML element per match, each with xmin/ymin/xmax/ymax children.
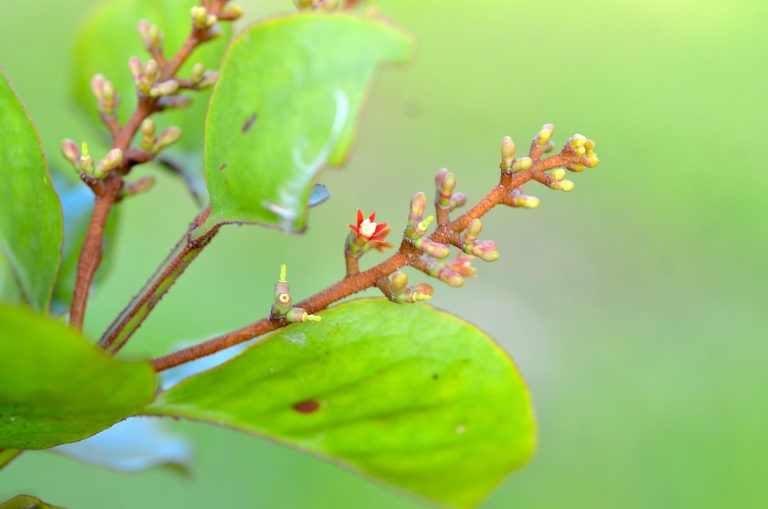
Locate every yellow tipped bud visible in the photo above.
<box><xmin>555</xmin><ymin>180</ymin><xmax>575</xmax><ymax>192</ymax></box>
<box><xmin>417</xmin><ymin>215</ymin><xmax>434</xmax><ymax>233</ymax></box>
<box><xmin>521</xmin><ymin>196</ymin><xmax>540</xmax><ymax>208</ymax></box>
<box><xmin>537</xmin><ymin>123</ymin><xmax>554</xmax><ymax>146</ymax></box>
<box><xmin>280</xmin><ymin>264</ymin><xmax>287</xmax><ymax>283</ymax></box>
<box><xmin>501</xmin><ymin>136</ymin><xmax>516</xmax><ymax>169</ymax></box>
<box><xmin>569</xmin><ymin>134</ymin><xmax>587</xmax><ymax>148</ymax></box>
<box><xmin>552</xmin><ymin>169</ymin><xmax>566</xmax><ymax>181</ymax></box>
<box><xmin>511</xmin><ymin>157</ymin><xmax>533</xmax><ymax>172</ymax></box>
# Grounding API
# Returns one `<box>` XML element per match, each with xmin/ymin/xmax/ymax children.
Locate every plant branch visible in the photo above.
<box><xmin>68</xmin><ymin>2</ymin><xmax>233</xmax><ymax>330</ymax></box>
<box><xmin>152</xmin><ymin>157</ymin><xmax>567</xmax><ymax>371</ymax></box>
<box><xmin>99</xmin><ymin>207</ymin><xmax>219</xmax><ymax>352</ymax></box>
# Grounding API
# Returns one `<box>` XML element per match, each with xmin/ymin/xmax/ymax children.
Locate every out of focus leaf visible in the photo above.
<box><xmin>0</xmin><ymin>69</ymin><xmax>63</xmax><ymax>312</ymax></box>
<box><xmin>73</xmin><ymin>0</ymin><xmax>231</xmax><ymax>199</ymax></box>
<box><xmin>54</xmin><ymin>417</ymin><xmax>191</xmax><ymax>474</ymax></box>
<box><xmin>205</xmin><ymin>13</ymin><xmax>411</xmax><ymax>232</ymax></box>
<box><xmin>147</xmin><ymin>299</ymin><xmax>535</xmax><ymax>509</ymax></box>
<box><xmin>0</xmin><ymin>304</ymin><xmax>157</xmax><ymax>450</ymax></box>
<box><xmin>0</xmin><ymin>495</ymin><xmax>62</xmax><ymax>509</ymax></box>
<box><xmin>50</xmin><ymin>175</ymin><xmax>119</xmax><ymax>314</ymax></box>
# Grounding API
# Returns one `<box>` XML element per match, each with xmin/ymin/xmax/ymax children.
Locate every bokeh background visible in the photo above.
<box><xmin>2</xmin><ymin>0</ymin><xmax>767</xmax><ymax>507</ymax></box>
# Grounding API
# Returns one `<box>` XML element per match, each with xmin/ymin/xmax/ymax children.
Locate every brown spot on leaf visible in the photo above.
<box><xmin>293</xmin><ymin>400</ymin><xmax>320</xmax><ymax>414</ymax></box>
<box><xmin>219</xmin><ymin>163</ymin><xmax>227</xmax><ymax>172</ymax></box>
<box><xmin>241</xmin><ymin>113</ymin><xmax>258</xmax><ymax>133</ymax></box>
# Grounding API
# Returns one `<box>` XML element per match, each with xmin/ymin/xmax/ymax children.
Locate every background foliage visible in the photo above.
<box><xmin>1</xmin><ymin>0</ymin><xmax>766</xmax><ymax>507</ymax></box>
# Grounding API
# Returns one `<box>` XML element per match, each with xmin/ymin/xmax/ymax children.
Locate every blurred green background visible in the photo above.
<box><xmin>2</xmin><ymin>0</ymin><xmax>767</xmax><ymax>507</ymax></box>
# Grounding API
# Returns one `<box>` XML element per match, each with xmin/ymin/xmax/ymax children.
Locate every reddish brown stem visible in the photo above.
<box><xmin>151</xmin><ymin>165</ymin><xmax>544</xmax><ymax>371</ymax></box>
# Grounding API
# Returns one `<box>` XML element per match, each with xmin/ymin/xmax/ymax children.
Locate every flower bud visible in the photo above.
<box><xmin>409</xmin><ymin>192</ymin><xmax>426</xmax><ymax>220</ymax></box>
<box><xmin>95</xmin><ymin>148</ymin><xmax>123</xmax><ymax>179</ymax></box>
<box><xmin>465</xmin><ymin>219</ymin><xmax>482</xmax><ymax>242</ymax></box>
<box><xmin>416</xmin><ymin>215</ymin><xmax>434</xmax><ymax>235</ymax></box>
<box><xmin>153</xmin><ymin>126</ymin><xmax>182</xmax><ymax>153</ymax></box>
<box><xmin>140</xmin><ymin>118</ymin><xmax>156</xmax><ymax>150</ymax></box>
<box><xmin>150</xmin><ymin>80</ymin><xmax>180</xmax><ymax>98</ymax></box>
<box><xmin>128</xmin><ymin>56</ymin><xmax>142</xmax><ymax>82</ymax></box>
<box><xmin>500</xmin><ymin>136</ymin><xmax>516</xmax><ymax>170</ymax></box>
<box><xmin>389</xmin><ymin>271</ymin><xmax>409</xmax><ymax>295</ymax></box>
<box><xmin>450</xmin><ymin>254</ymin><xmax>476</xmax><ymax>278</ymax></box>
<box><xmin>449</xmin><ymin>192</ymin><xmax>467</xmax><ymax>210</ymax></box>
<box><xmin>435</xmin><ymin>168</ymin><xmax>456</xmax><ymax>207</ymax></box>
<box><xmin>79</xmin><ymin>142</ymin><xmax>94</xmax><ymax>174</ymax></box>
<box><xmin>551</xmin><ymin>168</ymin><xmax>566</xmax><ymax>181</ymax></box>
<box><xmin>536</xmin><ymin>123</ymin><xmax>554</xmax><ymax>147</ymax></box>
<box><xmin>197</xmin><ymin>70</ymin><xmax>219</xmax><ymax>89</ymax></box>
<box><xmin>60</xmin><ymin>139</ymin><xmax>80</xmax><ymax>166</ymax></box>
<box><xmin>466</xmin><ymin>240</ymin><xmax>499</xmax><ymax>262</ymax></box>
<box><xmin>415</xmin><ymin>238</ymin><xmax>450</xmax><ymax>259</ymax></box>
<box><xmin>511</xmin><ymin>157</ymin><xmax>533</xmax><ymax>172</ymax></box>
<box><xmin>191</xmin><ymin>63</ymin><xmax>205</xmax><ymax>84</ymax></box>
<box><xmin>551</xmin><ymin>179</ymin><xmax>575</xmax><ymax>192</ymax></box>
<box><xmin>509</xmin><ymin>194</ymin><xmax>540</xmax><ymax>209</ymax></box>
<box><xmin>396</xmin><ymin>284</ymin><xmax>433</xmax><ymax>304</ymax></box>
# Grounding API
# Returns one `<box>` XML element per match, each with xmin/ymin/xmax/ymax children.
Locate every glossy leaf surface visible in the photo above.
<box><xmin>0</xmin><ymin>305</ymin><xmax>157</xmax><ymax>449</ymax></box>
<box><xmin>0</xmin><ymin>70</ymin><xmax>63</xmax><ymax>311</ymax></box>
<box><xmin>148</xmin><ymin>299</ymin><xmax>535</xmax><ymax>508</ymax></box>
<box><xmin>205</xmin><ymin>14</ymin><xmax>411</xmax><ymax>231</ymax></box>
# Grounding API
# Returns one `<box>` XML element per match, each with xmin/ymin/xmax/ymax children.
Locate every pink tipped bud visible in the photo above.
<box><xmin>450</xmin><ymin>254</ymin><xmax>477</xmax><ymax>278</ymax></box>
<box><xmin>90</xmin><ymin>74</ymin><xmax>106</xmax><ymax>98</ymax></box>
<box><xmin>436</xmin><ymin>266</ymin><xmax>464</xmax><ymax>288</ymax></box>
<box><xmin>150</xmin><ymin>80</ymin><xmax>179</xmax><ymax>98</ymax></box>
<box><xmin>467</xmin><ymin>240</ymin><xmax>499</xmax><ymax>262</ymax></box>
<box><xmin>435</xmin><ymin>168</ymin><xmax>457</xmax><ymax>207</ymax></box>
<box><xmin>198</xmin><ymin>70</ymin><xmax>219</xmax><ymax>89</ymax></box>
<box><xmin>60</xmin><ymin>139</ymin><xmax>80</xmax><ymax>165</ymax></box>
<box><xmin>396</xmin><ymin>284</ymin><xmax>433</xmax><ymax>303</ymax></box>
<box><xmin>410</xmin><ymin>192</ymin><xmax>426</xmax><ymax>220</ymax></box>
<box><xmin>95</xmin><ymin>148</ymin><xmax>123</xmax><ymax>179</ymax></box>
<box><xmin>128</xmin><ymin>56</ymin><xmax>142</xmax><ymax>81</ymax></box>
<box><xmin>449</xmin><ymin>192</ymin><xmax>467</xmax><ymax>211</ymax></box>
<box><xmin>153</xmin><ymin>126</ymin><xmax>182</xmax><ymax>153</ymax></box>
<box><xmin>415</xmin><ymin>238</ymin><xmax>450</xmax><ymax>259</ymax></box>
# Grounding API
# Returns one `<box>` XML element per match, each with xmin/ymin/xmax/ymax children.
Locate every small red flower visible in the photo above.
<box><xmin>348</xmin><ymin>209</ymin><xmax>389</xmax><ymax>241</ymax></box>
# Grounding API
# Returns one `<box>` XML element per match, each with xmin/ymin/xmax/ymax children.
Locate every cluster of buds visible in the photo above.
<box><xmin>434</xmin><ymin>169</ymin><xmax>466</xmax><ymax>213</ymax></box>
<box><xmin>406</xmin><ymin>193</ymin><xmax>450</xmax><ymax>259</ymax></box>
<box><xmin>563</xmin><ymin>134</ymin><xmax>600</xmax><ymax>172</ymax></box>
<box><xmin>139</xmin><ymin>119</ymin><xmax>182</xmax><ymax>154</ymax></box>
<box><xmin>90</xmin><ymin>74</ymin><xmax>116</xmax><ymax>116</ymax></box>
<box><xmin>500</xmin><ymin>136</ymin><xmax>534</xmax><ymax>173</ymax></box>
<box><xmin>386</xmin><ymin>271</ymin><xmax>433</xmax><ymax>304</ymax></box>
<box><xmin>272</xmin><ymin>265</ymin><xmax>321</xmax><ymax>323</ymax></box>
<box><xmin>61</xmin><ymin>140</ymin><xmax>123</xmax><ymax>180</ymax></box>
<box><xmin>346</xmin><ymin>210</ymin><xmax>392</xmax><ymax>256</ymax></box>
<box><xmin>461</xmin><ymin>220</ymin><xmax>499</xmax><ymax>262</ymax></box>
<box><xmin>128</xmin><ymin>57</ymin><xmax>179</xmax><ymax>98</ymax></box>
<box><xmin>414</xmin><ymin>254</ymin><xmax>477</xmax><ymax>288</ymax></box>
<box><xmin>137</xmin><ymin>20</ymin><xmax>163</xmax><ymax>55</ymax></box>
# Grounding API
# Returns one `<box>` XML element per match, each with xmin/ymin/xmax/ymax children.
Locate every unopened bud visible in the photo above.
<box><xmin>90</xmin><ymin>74</ymin><xmax>105</xmax><ymax>98</ymax></box>
<box><xmin>568</xmin><ymin>134</ymin><xmax>587</xmax><ymax>149</ymax></box>
<box><xmin>150</xmin><ymin>80</ymin><xmax>179</xmax><ymax>97</ymax></box>
<box><xmin>191</xmin><ymin>63</ymin><xmax>205</xmax><ymax>83</ymax></box>
<box><xmin>140</xmin><ymin>118</ymin><xmax>156</xmax><ymax>150</ymax></box>
<box><xmin>60</xmin><ymin>139</ymin><xmax>80</xmax><ymax>165</ymax></box>
<box><xmin>95</xmin><ymin>148</ymin><xmax>123</xmax><ymax>179</ymax></box>
<box><xmin>551</xmin><ymin>168</ymin><xmax>566</xmax><ymax>181</ymax></box>
<box><xmin>153</xmin><ymin>126</ymin><xmax>182</xmax><ymax>153</ymax></box>
<box><xmin>501</xmin><ymin>136</ymin><xmax>516</xmax><ymax>170</ymax></box>
<box><xmin>415</xmin><ymin>238</ymin><xmax>450</xmax><ymax>259</ymax></box>
<box><xmin>465</xmin><ymin>219</ymin><xmax>482</xmax><ymax>242</ymax></box>
<box><xmin>101</xmin><ymin>81</ymin><xmax>115</xmax><ymax>115</ymax></box>
<box><xmin>416</xmin><ymin>215</ymin><xmax>434</xmax><ymax>234</ymax></box>
<box><xmin>128</xmin><ymin>56</ymin><xmax>142</xmax><ymax>81</ymax></box>
<box><xmin>226</xmin><ymin>3</ymin><xmax>244</xmax><ymax>19</ymax></box>
<box><xmin>510</xmin><ymin>195</ymin><xmax>540</xmax><ymax>209</ymax></box>
<box><xmin>79</xmin><ymin>142</ymin><xmax>94</xmax><ymax>174</ymax></box>
<box><xmin>396</xmin><ymin>284</ymin><xmax>433</xmax><ymax>303</ymax></box>
<box><xmin>551</xmin><ymin>179</ymin><xmax>575</xmax><ymax>192</ymax></box>
<box><xmin>390</xmin><ymin>271</ymin><xmax>409</xmax><ymax>294</ymax></box>
<box><xmin>197</xmin><ymin>70</ymin><xmax>219</xmax><ymax>89</ymax></box>
<box><xmin>409</xmin><ymin>192</ymin><xmax>427</xmax><ymax>222</ymax></box>
<box><xmin>157</xmin><ymin>95</ymin><xmax>192</xmax><ymax>110</ymax></box>
<box><xmin>536</xmin><ymin>123</ymin><xmax>554</xmax><ymax>146</ymax></box>
<box><xmin>449</xmin><ymin>192</ymin><xmax>467</xmax><ymax>210</ymax></box>
<box><xmin>191</xmin><ymin>6</ymin><xmax>208</xmax><ymax>29</ymax></box>
<box><xmin>511</xmin><ymin>157</ymin><xmax>533</xmax><ymax>172</ymax></box>
<box><xmin>466</xmin><ymin>240</ymin><xmax>499</xmax><ymax>262</ymax></box>
<box><xmin>435</xmin><ymin>168</ymin><xmax>456</xmax><ymax>207</ymax></box>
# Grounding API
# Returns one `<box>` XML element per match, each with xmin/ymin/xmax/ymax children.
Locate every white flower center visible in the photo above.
<box><xmin>359</xmin><ymin>218</ymin><xmax>377</xmax><ymax>238</ymax></box>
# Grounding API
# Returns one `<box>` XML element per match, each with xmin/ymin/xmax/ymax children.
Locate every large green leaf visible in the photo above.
<box><xmin>205</xmin><ymin>14</ymin><xmax>412</xmax><ymax>232</ymax></box>
<box><xmin>73</xmin><ymin>0</ymin><xmax>230</xmax><ymax>188</ymax></box>
<box><xmin>147</xmin><ymin>299</ymin><xmax>535</xmax><ymax>508</ymax></box>
<box><xmin>0</xmin><ymin>304</ymin><xmax>157</xmax><ymax>450</ymax></box>
<box><xmin>0</xmin><ymin>495</ymin><xmax>62</xmax><ymax>509</ymax></box>
<box><xmin>0</xmin><ymin>69</ymin><xmax>63</xmax><ymax>312</ymax></box>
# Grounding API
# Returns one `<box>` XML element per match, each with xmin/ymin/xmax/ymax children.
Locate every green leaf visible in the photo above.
<box><xmin>147</xmin><ymin>299</ymin><xmax>535</xmax><ymax>508</ymax></box>
<box><xmin>0</xmin><ymin>304</ymin><xmax>158</xmax><ymax>450</ymax></box>
<box><xmin>205</xmin><ymin>14</ymin><xmax>412</xmax><ymax>232</ymax></box>
<box><xmin>0</xmin><ymin>69</ymin><xmax>63</xmax><ymax>312</ymax></box>
<box><xmin>73</xmin><ymin>0</ymin><xmax>231</xmax><ymax>194</ymax></box>
<box><xmin>0</xmin><ymin>495</ymin><xmax>62</xmax><ymax>509</ymax></box>
<box><xmin>50</xmin><ymin>175</ymin><xmax>119</xmax><ymax>314</ymax></box>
